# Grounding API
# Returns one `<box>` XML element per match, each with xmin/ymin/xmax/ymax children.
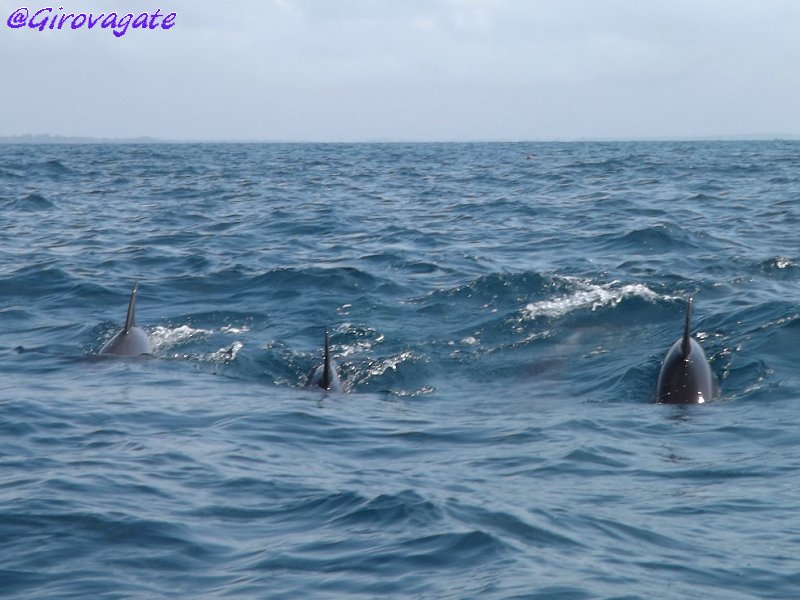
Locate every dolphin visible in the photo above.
<box><xmin>655</xmin><ymin>298</ymin><xmax>719</xmax><ymax>404</ymax></box>
<box><xmin>306</xmin><ymin>327</ymin><xmax>343</xmax><ymax>392</ymax></box>
<box><xmin>99</xmin><ymin>283</ymin><xmax>152</xmax><ymax>356</ymax></box>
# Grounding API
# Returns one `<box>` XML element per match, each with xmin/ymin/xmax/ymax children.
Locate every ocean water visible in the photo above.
<box><xmin>1</xmin><ymin>141</ymin><xmax>799</xmax><ymax>599</ymax></box>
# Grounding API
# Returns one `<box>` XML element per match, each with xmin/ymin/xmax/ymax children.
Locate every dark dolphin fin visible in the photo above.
<box><xmin>681</xmin><ymin>297</ymin><xmax>693</xmax><ymax>358</ymax></box>
<box><xmin>305</xmin><ymin>326</ymin><xmax>342</xmax><ymax>393</ymax></box>
<box><xmin>124</xmin><ymin>282</ymin><xmax>138</xmax><ymax>334</ymax></box>
<box><xmin>322</xmin><ymin>327</ymin><xmax>333</xmax><ymax>390</ymax></box>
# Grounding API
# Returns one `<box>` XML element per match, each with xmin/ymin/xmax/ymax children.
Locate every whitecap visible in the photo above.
<box><xmin>148</xmin><ymin>325</ymin><xmax>214</xmax><ymax>351</ymax></box>
<box><xmin>220</xmin><ymin>324</ymin><xmax>250</xmax><ymax>334</ymax></box>
<box><xmin>366</xmin><ymin>351</ymin><xmax>417</xmax><ymax>377</ymax></box>
<box><xmin>207</xmin><ymin>341</ymin><xmax>243</xmax><ymax>363</ymax></box>
<box><xmin>521</xmin><ymin>278</ymin><xmax>666</xmax><ymax>320</ymax></box>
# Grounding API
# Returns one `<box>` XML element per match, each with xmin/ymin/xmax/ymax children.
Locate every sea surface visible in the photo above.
<box><xmin>1</xmin><ymin>141</ymin><xmax>799</xmax><ymax>599</ymax></box>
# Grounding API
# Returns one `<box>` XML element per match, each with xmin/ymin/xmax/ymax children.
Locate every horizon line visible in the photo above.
<box><xmin>1</xmin><ymin>133</ymin><xmax>799</xmax><ymax>145</ymax></box>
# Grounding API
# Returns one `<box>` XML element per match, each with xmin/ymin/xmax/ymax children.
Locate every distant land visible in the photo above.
<box><xmin>0</xmin><ymin>134</ymin><xmax>168</xmax><ymax>144</ymax></box>
<box><xmin>1</xmin><ymin>133</ymin><xmax>800</xmax><ymax>144</ymax></box>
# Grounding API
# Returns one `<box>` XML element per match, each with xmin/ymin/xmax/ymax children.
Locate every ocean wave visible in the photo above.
<box><xmin>758</xmin><ymin>255</ymin><xmax>797</xmax><ymax>273</ymax></box>
<box><xmin>520</xmin><ymin>278</ymin><xmax>666</xmax><ymax>320</ymax></box>
<box><xmin>4</xmin><ymin>141</ymin><xmax>800</xmax><ymax>599</ymax></box>
<box><xmin>7</xmin><ymin>192</ymin><xmax>54</xmax><ymax>211</ymax></box>
<box><xmin>149</xmin><ymin>325</ymin><xmax>214</xmax><ymax>351</ymax></box>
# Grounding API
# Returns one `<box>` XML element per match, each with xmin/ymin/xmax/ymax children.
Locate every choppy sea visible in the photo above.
<box><xmin>1</xmin><ymin>141</ymin><xmax>799</xmax><ymax>599</ymax></box>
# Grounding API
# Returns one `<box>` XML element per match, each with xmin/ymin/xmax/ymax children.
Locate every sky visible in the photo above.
<box><xmin>2</xmin><ymin>0</ymin><xmax>800</xmax><ymax>141</ymax></box>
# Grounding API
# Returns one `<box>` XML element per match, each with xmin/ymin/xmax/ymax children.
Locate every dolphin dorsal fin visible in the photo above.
<box><xmin>681</xmin><ymin>297</ymin><xmax>693</xmax><ymax>358</ymax></box>
<box><xmin>124</xmin><ymin>283</ymin><xmax>138</xmax><ymax>334</ymax></box>
<box><xmin>323</xmin><ymin>327</ymin><xmax>333</xmax><ymax>390</ymax></box>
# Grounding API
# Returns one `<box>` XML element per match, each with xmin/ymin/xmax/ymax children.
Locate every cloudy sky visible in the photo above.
<box><xmin>2</xmin><ymin>0</ymin><xmax>799</xmax><ymax>141</ymax></box>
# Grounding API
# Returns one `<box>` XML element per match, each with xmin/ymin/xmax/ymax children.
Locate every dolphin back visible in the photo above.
<box><xmin>100</xmin><ymin>327</ymin><xmax>152</xmax><ymax>356</ymax></box>
<box><xmin>99</xmin><ymin>283</ymin><xmax>152</xmax><ymax>356</ymax></box>
<box><xmin>655</xmin><ymin>298</ymin><xmax>719</xmax><ymax>404</ymax></box>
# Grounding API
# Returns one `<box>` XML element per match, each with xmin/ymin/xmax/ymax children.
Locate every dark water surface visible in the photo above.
<box><xmin>1</xmin><ymin>142</ymin><xmax>799</xmax><ymax>598</ymax></box>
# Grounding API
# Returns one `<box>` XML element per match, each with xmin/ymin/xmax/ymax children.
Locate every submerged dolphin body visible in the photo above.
<box><xmin>99</xmin><ymin>283</ymin><xmax>152</xmax><ymax>356</ymax></box>
<box><xmin>306</xmin><ymin>328</ymin><xmax>343</xmax><ymax>393</ymax></box>
<box><xmin>655</xmin><ymin>298</ymin><xmax>719</xmax><ymax>404</ymax></box>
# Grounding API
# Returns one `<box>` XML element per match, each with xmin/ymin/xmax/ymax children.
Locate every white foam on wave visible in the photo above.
<box><xmin>220</xmin><ymin>324</ymin><xmax>250</xmax><ymax>334</ymax></box>
<box><xmin>148</xmin><ymin>325</ymin><xmax>214</xmax><ymax>351</ymax></box>
<box><xmin>149</xmin><ymin>323</ymin><xmax>250</xmax><ymax>352</ymax></box>
<box><xmin>160</xmin><ymin>341</ymin><xmax>244</xmax><ymax>364</ymax></box>
<box><xmin>335</xmin><ymin>323</ymin><xmax>384</xmax><ymax>357</ymax></box>
<box><xmin>521</xmin><ymin>278</ymin><xmax>666</xmax><ymax>320</ymax></box>
<box><xmin>207</xmin><ymin>341</ymin><xmax>243</xmax><ymax>363</ymax></box>
<box><xmin>366</xmin><ymin>351</ymin><xmax>417</xmax><ymax>377</ymax></box>
<box><xmin>338</xmin><ymin>339</ymin><xmax>379</xmax><ymax>357</ymax></box>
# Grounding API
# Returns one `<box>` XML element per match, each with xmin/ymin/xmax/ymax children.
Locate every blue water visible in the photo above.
<box><xmin>1</xmin><ymin>141</ymin><xmax>799</xmax><ymax>599</ymax></box>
